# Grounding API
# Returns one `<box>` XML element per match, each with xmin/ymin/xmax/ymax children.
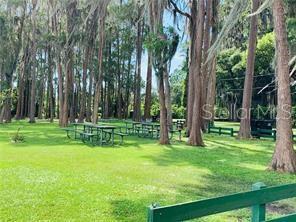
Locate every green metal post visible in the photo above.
<box><xmin>147</xmin><ymin>204</ymin><xmax>159</xmax><ymax>222</ymax></box>
<box><xmin>252</xmin><ymin>182</ymin><xmax>267</xmax><ymax>222</ymax></box>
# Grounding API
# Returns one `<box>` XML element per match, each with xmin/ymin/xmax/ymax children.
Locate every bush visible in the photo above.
<box><xmin>11</xmin><ymin>128</ymin><xmax>25</xmax><ymax>143</ymax></box>
<box><xmin>172</xmin><ymin>105</ymin><xmax>185</xmax><ymax>119</ymax></box>
<box><xmin>151</xmin><ymin>103</ymin><xmax>160</xmax><ymax>117</ymax></box>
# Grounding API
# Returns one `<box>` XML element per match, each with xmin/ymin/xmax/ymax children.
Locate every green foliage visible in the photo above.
<box><xmin>172</xmin><ymin>105</ymin><xmax>185</xmax><ymax>119</ymax></box>
<box><xmin>254</xmin><ymin>32</ymin><xmax>275</xmax><ymax>74</ymax></box>
<box><xmin>144</xmin><ymin>27</ymin><xmax>179</xmax><ymax>77</ymax></box>
<box><xmin>216</xmin><ymin>32</ymin><xmax>276</xmax><ymax>111</ymax></box>
<box><xmin>151</xmin><ymin>103</ymin><xmax>160</xmax><ymax>117</ymax></box>
<box><xmin>170</xmin><ymin>67</ymin><xmax>187</xmax><ymax>107</ymax></box>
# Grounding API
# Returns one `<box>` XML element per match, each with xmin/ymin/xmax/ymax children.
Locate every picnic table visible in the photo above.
<box><xmin>65</xmin><ymin>123</ymin><xmax>117</xmax><ymax>146</ymax></box>
<box><xmin>122</xmin><ymin>121</ymin><xmax>142</xmax><ymax>134</ymax></box>
<box><xmin>138</xmin><ymin>122</ymin><xmax>160</xmax><ymax>138</ymax></box>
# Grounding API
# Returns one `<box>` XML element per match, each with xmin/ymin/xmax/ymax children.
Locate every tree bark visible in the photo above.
<box><xmin>29</xmin><ymin>0</ymin><xmax>38</xmax><ymax>123</ymax></box>
<box><xmin>188</xmin><ymin>0</ymin><xmax>205</xmax><ymax>146</ymax></box>
<box><xmin>48</xmin><ymin>45</ymin><xmax>54</xmax><ymax>122</ymax></box>
<box><xmin>186</xmin><ymin>0</ymin><xmax>198</xmax><ymax>136</ymax></box>
<box><xmin>164</xmin><ymin>66</ymin><xmax>173</xmax><ymax>128</ymax></box>
<box><xmin>205</xmin><ymin>0</ymin><xmax>219</xmax><ymax>124</ymax></box>
<box><xmin>62</xmin><ymin>0</ymin><xmax>77</xmax><ymax>127</ymax></box>
<box><xmin>201</xmin><ymin>0</ymin><xmax>213</xmax><ymax>131</ymax></box>
<box><xmin>78</xmin><ymin>46</ymin><xmax>90</xmax><ymax>123</ymax></box>
<box><xmin>133</xmin><ymin>17</ymin><xmax>143</xmax><ymax>122</ymax></box>
<box><xmin>159</xmin><ymin>76</ymin><xmax>169</xmax><ymax>144</ymax></box>
<box><xmin>144</xmin><ymin>51</ymin><xmax>152</xmax><ymax>120</ymax></box>
<box><xmin>15</xmin><ymin>45</ymin><xmax>28</xmax><ymax>120</ymax></box>
<box><xmin>238</xmin><ymin>0</ymin><xmax>260</xmax><ymax>139</ymax></box>
<box><xmin>270</xmin><ymin>0</ymin><xmax>296</xmax><ymax>173</ymax></box>
<box><xmin>92</xmin><ymin>0</ymin><xmax>110</xmax><ymax>124</ymax></box>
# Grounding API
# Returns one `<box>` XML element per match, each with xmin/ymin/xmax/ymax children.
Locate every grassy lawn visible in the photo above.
<box><xmin>0</xmin><ymin>121</ymin><xmax>295</xmax><ymax>221</ymax></box>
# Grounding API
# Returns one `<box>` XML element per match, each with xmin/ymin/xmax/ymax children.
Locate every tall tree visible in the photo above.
<box><xmin>187</xmin><ymin>0</ymin><xmax>205</xmax><ymax>146</ymax></box>
<box><xmin>270</xmin><ymin>0</ymin><xmax>296</xmax><ymax>173</ymax></box>
<box><xmin>92</xmin><ymin>0</ymin><xmax>111</xmax><ymax>124</ymax></box>
<box><xmin>78</xmin><ymin>6</ymin><xmax>98</xmax><ymax>123</ymax></box>
<box><xmin>62</xmin><ymin>0</ymin><xmax>77</xmax><ymax>127</ymax></box>
<box><xmin>144</xmin><ymin>51</ymin><xmax>152</xmax><ymax>120</ymax></box>
<box><xmin>205</xmin><ymin>0</ymin><xmax>220</xmax><ymax>124</ymax></box>
<box><xmin>238</xmin><ymin>0</ymin><xmax>260</xmax><ymax>139</ymax></box>
<box><xmin>147</xmin><ymin>0</ymin><xmax>171</xmax><ymax>144</ymax></box>
<box><xmin>45</xmin><ymin>0</ymin><xmax>55</xmax><ymax>122</ymax></box>
<box><xmin>200</xmin><ymin>0</ymin><xmax>213</xmax><ymax>131</ymax></box>
<box><xmin>133</xmin><ymin>3</ymin><xmax>144</xmax><ymax>122</ymax></box>
<box><xmin>29</xmin><ymin>0</ymin><xmax>38</xmax><ymax>123</ymax></box>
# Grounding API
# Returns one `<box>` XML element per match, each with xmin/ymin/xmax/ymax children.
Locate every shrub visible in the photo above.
<box><xmin>11</xmin><ymin>128</ymin><xmax>25</xmax><ymax>143</ymax></box>
<box><xmin>172</xmin><ymin>105</ymin><xmax>186</xmax><ymax>119</ymax></box>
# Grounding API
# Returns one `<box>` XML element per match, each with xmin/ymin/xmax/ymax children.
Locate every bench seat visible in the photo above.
<box><xmin>80</xmin><ymin>132</ymin><xmax>95</xmax><ymax>144</ymax></box>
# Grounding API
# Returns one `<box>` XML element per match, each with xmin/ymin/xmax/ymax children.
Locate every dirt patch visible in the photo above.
<box><xmin>267</xmin><ymin>202</ymin><xmax>295</xmax><ymax>215</ymax></box>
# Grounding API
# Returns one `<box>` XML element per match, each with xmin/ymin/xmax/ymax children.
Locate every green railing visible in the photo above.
<box><xmin>147</xmin><ymin>183</ymin><xmax>296</xmax><ymax>222</ymax></box>
<box><xmin>208</xmin><ymin>126</ymin><xmax>234</xmax><ymax>137</ymax></box>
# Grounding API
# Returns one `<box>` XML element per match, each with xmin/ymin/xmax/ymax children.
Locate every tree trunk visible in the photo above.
<box><xmin>186</xmin><ymin>0</ymin><xmax>198</xmax><ymax>136</ymax></box>
<box><xmin>201</xmin><ymin>0</ymin><xmax>213</xmax><ymax>131</ymax></box>
<box><xmin>15</xmin><ymin>48</ymin><xmax>27</xmax><ymax>120</ymax></box>
<box><xmin>86</xmin><ymin>65</ymin><xmax>93</xmax><ymax>122</ymax></box>
<box><xmin>164</xmin><ymin>67</ymin><xmax>172</xmax><ymax>128</ymax></box>
<box><xmin>205</xmin><ymin>0</ymin><xmax>220</xmax><ymax>125</ymax></box>
<box><xmin>270</xmin><ymin>0</ymin><xmax>296</xmax><ymax>173</ymax></box>
<box><xmin>57</xmin><ymin>60</ymin><xmax>64</xmax><ymax>125</ymax></box>
<box><xmin>188</xmin><ymin>0</ymin><xmax>205</xmax><ymax>146</ymax></box>
<box><xmin>78</xmin><ymin>46</ymin><xmax>90</xmax><ymax>123</ymax></box>
<box><xmin>48</xmin><ymin>45</ymin><xmax>54</xmax><ymax>122</ymax></box>
<box><xmin>29</xmin><ymin>0</ymin><xmax>38</xmax><ymax>123</ymax></box>
<box><xmin>158</xmin><ymin>76</ymin><xmax>169</xmax><ymax>144</ymax></box>
<box><xmin>92</xmin><ymin>1</ymin><xmax>110</xmax><ymax>124</ymax></box>
<box><xmin>238</xmin><ymin>0</ymin><xmax>260</xmax><ymax>139</ymax></box>
<box><xmin>50</xmin><ymin>0</ymin><xmax>64</xmax><ymax>126</ymax></box>
<box><xmin>133</xmin><ymin>18</ymin><xmax>143</xmax><ymax>122</ymax></box>
<box><xmin>144</xmin><ymin>51</ymin><xmax>152</xmax><ymax>120</ymax></box>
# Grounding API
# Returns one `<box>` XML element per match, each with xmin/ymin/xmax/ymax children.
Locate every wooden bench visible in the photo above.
<box><xmin>208</xmin><ymin>126</ymin><xmax>234</xmax><ymax>137</ymax></box>
<box><xmin>114</xmin><ymin>132</ymin><xmax>128</xmax><ymax>144</ymax></box>
<box><xmin>148</xmin><ymin>182</ymin><xmax>296</xmax><ymax>222</ymax></box>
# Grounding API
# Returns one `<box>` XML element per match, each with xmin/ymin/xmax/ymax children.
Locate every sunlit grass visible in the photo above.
<box><xmin>0</xmin><ymin>120</ymin><xmax>295</xmax><ymax>221</ymax></box>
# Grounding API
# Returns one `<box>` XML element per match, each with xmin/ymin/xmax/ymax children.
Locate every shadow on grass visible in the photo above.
<box><xmin>142</xmin><ymin>139</ymin><xmax>296</xmax><ymax>197</ymax></box>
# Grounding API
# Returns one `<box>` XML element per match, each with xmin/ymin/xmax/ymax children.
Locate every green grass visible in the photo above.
<box><xmin>0</xmin><ymin>120</ymin><xmax>295</xmax><ymax>221</ymax></box>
